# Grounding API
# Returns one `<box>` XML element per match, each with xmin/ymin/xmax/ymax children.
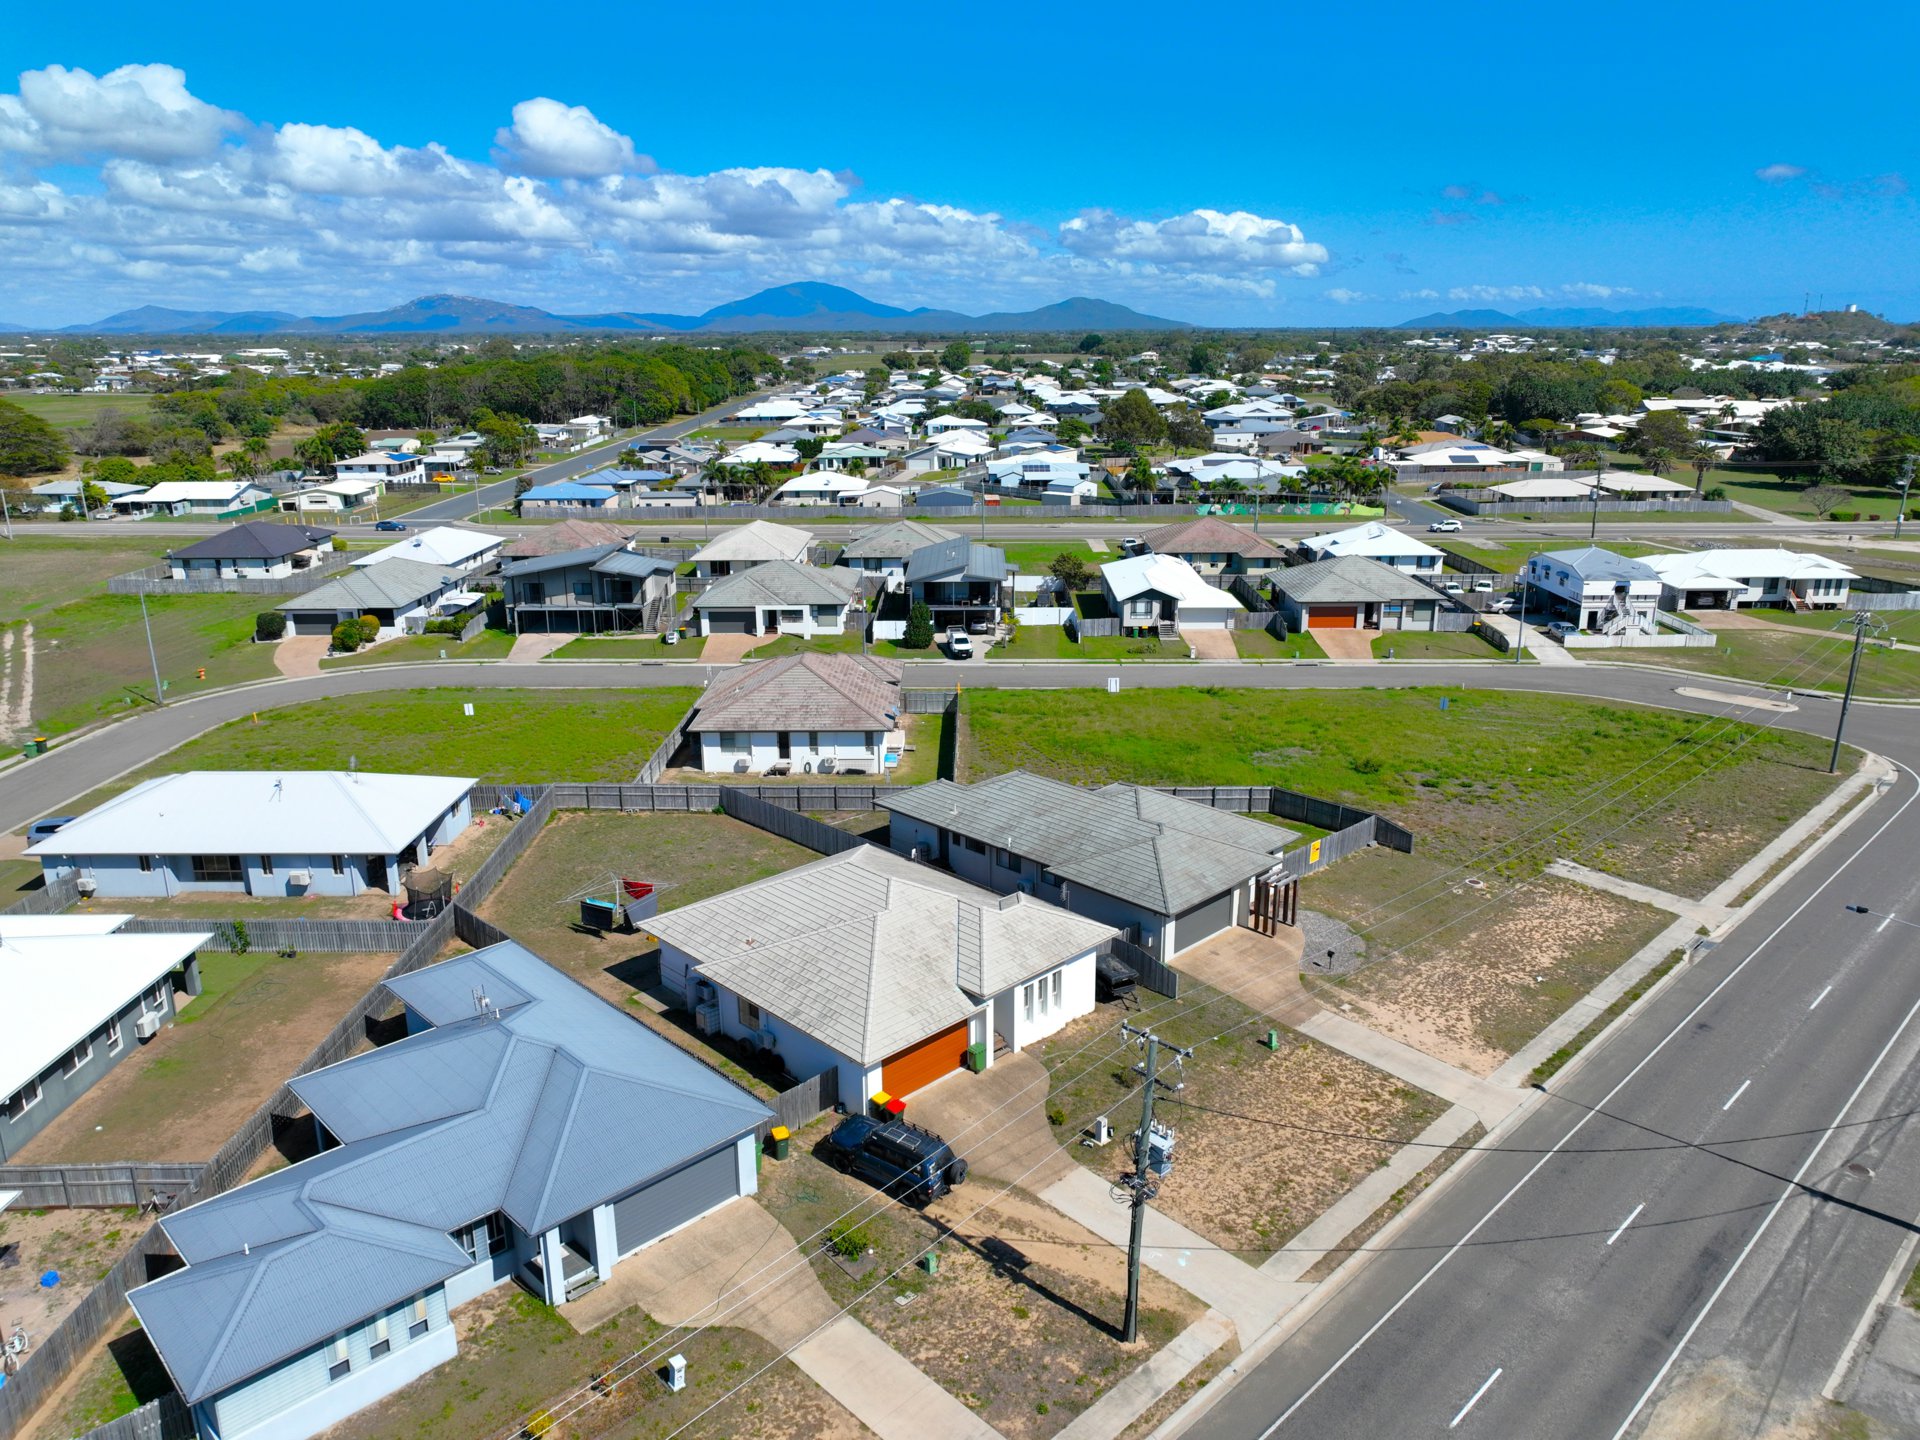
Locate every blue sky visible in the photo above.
<box><xmin>2</xmin><ymin>0</ymin><xmax>1914</xmax><ymax>328</ymax></box>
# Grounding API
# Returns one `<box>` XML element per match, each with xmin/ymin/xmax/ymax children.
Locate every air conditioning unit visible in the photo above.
<box><xmin>753</xmin><ymin>1027</ymin><xmax>778</xmax><ymax>1053</ymax></box>
<box><xmin>694</xmin><ymin>1002</ymin><xmax>721</xmax><ymax>1036</ymax></box>
<box><xmin>286</xmin><ymin>870</ymin><xmax>313</xmax><ymax>887</ymax></box>
<box><xmin>76</xmin><ymin>876</ymin><xmax>98</xmax><ymax>896</ymax></box>
<box><xmin>135</xmin><ymin>1011</ymin><xmax>163</xmax><ymax>1040</ymax></box>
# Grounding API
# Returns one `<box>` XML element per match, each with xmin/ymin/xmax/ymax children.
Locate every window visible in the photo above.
<box><xmin>331</xmin><ymin>855</ymin><xmax>346</xmax><ymax>875</ymax></box>
<box><xmin>957</xmin><ymin>835</ymin><xmax>985</xmax><ymax>854</ymax></box>
<box><xmin>1052</xmin><ymin>971</ymin><xmax>1063</xmax><ymax>1011</ymax></box>
<box><xmin>737</xmin><ymin>997</ymin><xmax>763</xmax><ymax>1030</ymax></box>
<box><xmin>1023</xmin><ymin>983</ymin><xmax>1035</xmax><ymax>1024</ymax></box>
<box><xmin>64</xmin><ymin>1038</ymin><xmax>93</xmax><ymax>1076</ymax></box>
<box><xmin>456</xmin><ymin>1212</ymin><xmax>510</xmax><ymax>1263</ymax></box>
<box><xmin>369</xmin><ymin>1316</ymin><xmax>391</xmax><ymax>1360</ymax></box>
<box><xmin>994</xmin><ymin>847</ymin><xmax>1016</xmax><ymax>871</ymax></box>
<box><xmin>148</xmin><ymin>982</ymin><xmax>169</xmax><ymax>1010</ymax></box>
<box><xmin>4</xmin><ymin>1081</ymin><xmax>42</xmax><ymax>1122</ymax></box>
<box><xmin>190</xmin><ymin>854</ymin><xmax>243</xmax><ymax>884</ymax></box>
<box><xmin>327</xmin><ymin>1336</ymin><xmax>351</xmax><ymax>1382</ymax></box>
<box><xmin>107</xmin><ymin>1017</ymin><xmax>125</xmax><ymax>1055</ymax></box>
<box><xmin>409</xmin><ymin>1298</ymin><xmax>430</xmax><ymax>1340</ymax></box>
<box><xmin>260</xmin><ymin>856</ymin><xmax>274</xmax><ymax>877</ymax></box>
<box><xmin>138</xmin><ymin>855</ymin><xmax>154</xmax><ymax>874</ymax></box>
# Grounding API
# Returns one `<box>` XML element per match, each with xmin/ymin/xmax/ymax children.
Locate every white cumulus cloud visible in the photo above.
<box><xmin>494</xmin><ymin>98</ymin><xmax>650</xmax><ymax>178</ymax></box>
<box><xmin>0</xmin><ymin>64</ymin><xmax>236</xmax><ymax>162</ymax></box>
<box><xmin>1058</xmin><ymin>208</ymin><xmax>1327</xmax><ymax>275</ymax></box>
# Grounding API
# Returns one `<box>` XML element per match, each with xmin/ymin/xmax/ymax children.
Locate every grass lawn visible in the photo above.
<box><xmin>1698</xmin><ymin>465</ymin><xmax>1902</xmax><ymax>519</ymax></box>
<box><xmin>743</xmin><ymin>629</ymin><xmax>870</xmax><ymax>658</ymax></box>
<box><xmin>1439</xmin><ymin>540</ymin><xmax>1674</xmax><ymax>575</ymax></box>
<box><xmin>326</xmin><ymin>1288</ymin><xmax>847</xmax><ymax>1440</ymax></box>
<box><xmin>1749</xmin><ymin>606</ymin><xmax>1920</xmax><ymax>646</ymax></box>
<box><xmin>989</xmin><ymin>626</ymin><xmax>1189</xmax><ymax>661</ymax></box>
<box><xmin>1371</xmin><ymin>630</ymin><xmax>1503</xmax><ymax>660</ymax></box>
<box><xmin>1232</xmin><ymin>627</ymin><xmax>1327</xmax><ymax>660</ymax></box>
<box><xmin>26</xmin><ymin>590</ymin><xmax>278</xmax><ymax>736</ymax></box>
<box><xmin>1032</xmin><ymin>984</ymin><xmax>1445</xmax><ymax>1257</ymax></box>
<box><xmin>318</xmin><ymin>627</ymin><xmax>515</xmax><ymax>668</ymax></box>
<box><xmin>0</xmin><ymin>855</ymin><xmax>45</xmax><ymax>898</ymax></box>
<box><xmin>14</xmin><ymin>950</ymin><xmax>392</xmax><ymax>1163</ymax></box>
<box><xmin>687</xmin><ymin>423</ymin><xmax>769</xmax><ymax>442</ymax></box>
<box><xmin>552</xmin><ymin>633</ymin><xmax>709</xmax><ymax>660</ymax></box>
<box><xmin>961</xmin><ymin>687</ymin><xmax>1842</xmax><ymax>895</ymax></box>
<box><xmin>20</xmin><ymin>1315</ymin><xmax>173</xmax><ymax>1440</ymax></box>
<box><xmin>1588</xmin><ymin>628</ymin><xmax>1920</xmax><ymax>699</ymax></box>
<box><xmin>86</xmin><ymin>687</ymin><xmax>701</xmax><ymax>792</ymax></box>
<box><xmin>0</xmin><ymin>534</ymin><xmax>175</xmax><ymax>617</ymax></box>
<box><xmin>998</xmin><ymin>540</ymin><xmax>1100</xmax><ymax>573</ymax></box>
<box><xmin>7</xmin><ymin>392</ymin><xmax>159</xmax><ymax>430</ymax></box>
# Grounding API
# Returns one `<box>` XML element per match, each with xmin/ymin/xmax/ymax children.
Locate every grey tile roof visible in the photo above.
<box><xmin>1142</xmin><ymin>517</ymin><xmax>1285</xmax><ymax>560</ymax></box>
<box><xmin>836</xmin><ymin>520</ymin><xmax>960</xmax><ymax>561</ymax></box>
<box><xmin>1270</xmin><ymin>555</ymin><xmax>1438</xmax><ymax>605</ymax></box>
<box><xmin>903</xmin><ymin>536</ymin><xmax>1010</xmax><ymax>584</ymax></box>
<box><xmin>171</xmin><ymin>521</ymin><xmax>334</xmax><ymax>560</ymax></box>
<box><xmin>689</xmin><ymin>520</ymin><xmax>812</xmax><ymax>565</ymax></box>
<box><xmin>499</xmin><ymin>542</ymin><xmax>628</xmax><ymax>579</ymax></box>
<box><xmin>880</xmin><ymin>773</ymin><xmax>1296</xmax><ymax>915</ymax></box>
<box><xmin>129</xmin><ymin>942</ymin><xmax>768</xmax><ymax>1405</ymax></box>
<box><xmin>689</xmin><ymin>654</ymin><xmax>902</xmax><ymax>734</ymax></box>
<box><xmin>275</xmin><ymin>556</ymin><xmax>454</xmax><ymax>612</ymax></box>
<box><xmin>1534</xmin><ymin>546</ymin><xmax>1660</xmax><ymax>583</ymax></box>
<box><xmin>691</xmin><ymin>561</ymin><xmax>860</xmax><ymax>610</ymax></box>
<box><xmin>647</xmin><ymin>847</ymin><xmax>1113</xmax><ymax>1063</ymax></box>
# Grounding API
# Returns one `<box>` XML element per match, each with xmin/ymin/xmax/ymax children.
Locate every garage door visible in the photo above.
<box><xmin>704</xmin><ymin>609</ymin><xmax>757</xmax><ymax>634</ymax></box>
<box><xmin>1174</xmin><ymin>890</ymin><xmax>1238</xmax><ymax>952</ymax></box>
<box><xmin>611</xmin><ymin>1143</ymin><xmax>738</xmax><ymax>1256</ymax></box>
<box><xmin>881</xmin><ymin>1019</ymin><xmax>970</xmax><ymax>1098</ymax></box>
<box><xmin>1306</xmin><ymin>606</ymin><xmax>1360</xmax><ymax>630</ymax></box>
<box><xmin>285</xmin><ymin>612</ymin><xmax>337</xmax><ymax>636</ymax></box>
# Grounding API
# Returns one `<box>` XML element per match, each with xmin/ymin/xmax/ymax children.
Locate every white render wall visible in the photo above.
<box><xmin>696</xmin><ymin>730</ymin><xmax>885</xmax><ymax>774</ymax></box>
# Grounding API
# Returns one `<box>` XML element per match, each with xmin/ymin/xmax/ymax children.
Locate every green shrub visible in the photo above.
<box><xmin>255</xmin><ymin>611</ymin><xmax>287</xmax><ymax>641</ymax></box>
<box><xmin>330</xmin><ymin>536</ymin><xmax>346</xmax><ymax>552</ymax></box>
<box><xmin>826</xmin><ymin>1221</ymin><xmax>871</xmax><ymax>1259</ymax></box>
<box><xmin>1830</xmin><ymin>510</ymin><xmax>1858</xmax><ymax>522</ymax></box>
<box><xmin>423</xmin><ymin>616</ymin><xmax>466</xmax><ymax>636</ymax></box>
<box><xmin>1703</xmin><ymin>486</ymin><xmax>1728</xmax><ymax>501</ymax></box>
<box><xmin>228</xmin><ymin>920</ymin><xmax>250</xmax><ymax>955</ymax></box>
<box><xmin>330</xmin><ymin>619</ymin><xmax>363</xmax><ymax>652</ymax></box>
<box><xmin>903</xmin><ymin>600</ymin><xmax>934</xmax><ymax>649</ymax></box>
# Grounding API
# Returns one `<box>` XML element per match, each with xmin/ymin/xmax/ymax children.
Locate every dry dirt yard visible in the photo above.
<box><xmin>0</xmin><ymin>1205</ymin><xmax>143</xmax><ymax>1340</ymax></box>
<box><xmin>1305</xmin><ymin>855</ymin><xmax>1674</xmax><ymax>1075</ymax></box>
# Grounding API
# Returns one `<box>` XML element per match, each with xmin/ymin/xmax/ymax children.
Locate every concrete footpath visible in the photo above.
<box><xmin>791</xmin><ymin>1316</ymin><xmax>1002</xmax><ymax>1440</ymax></box>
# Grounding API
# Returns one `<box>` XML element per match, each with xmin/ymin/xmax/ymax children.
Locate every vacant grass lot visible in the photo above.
<box><xmin>961</xmin><ymin>687</ymin><xmax>1842</xmax><ymax>894</ymax></box>
<box><xmin>95</xmin><ymin>687</ymin><xmax>701</xmax><ymax>789</ymax></box>
<box><xmin>1695</xmin><ymin>465</ymin><xmax>1898</xmax><ymax>518</ymax></box>
<box><xmin>992</xmin><ymin>627</ymin><xmax>1190</xmax><ymax>661</ymax></box>
<box><xmin>1371</xmin><ymin>631</ymin><xmax>1503</xmax><ymax>660</ymax></box>
<box><xmin>0</xmin><ymin>535</ymin><xmax>174</xmax><ymax>617</ymax></box>
<box><xmin>999</xmin><ymin>540</ymin><xmax>1100</xmax><ymax>573</ymax></box>
<box><xmin>1750</xmin><ymin>607</ymin><xmax>1920</xmax><ymax>646</ymax></box>
<box><xmin>318</xmin><ymin>628</ymin><xmax>515</xmax><ymax>668</ymax></box>
<box><xmin>7</xmin><ymin>392</ymin><xmax>159</xmax><ymax>430</ymax></box>
<box><xmin>1590</xmin><ymin>628</ymin><xmax>1920</xmax><ymax>699</ymax></box>
<box><xmin>1439</xmin><ymin>539</ymin><xmax>1673</xmax><ymax>574</ymax></box>
<box><xmin>15</xmin><ymin>950</ymin><xmax>390</xmax><ymax>1163</ymax></box>
<box><xmin>1232</xmin><ymin>627</ymin><xmax>1328</xmax><ymax>660</ymax></box>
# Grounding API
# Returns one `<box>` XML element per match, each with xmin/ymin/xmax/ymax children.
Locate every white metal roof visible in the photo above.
<box><xmin>1642</xmin><ymin>548</ymin><xmax>1860</xmax><ymax>588</ymax></box>
<box><xmin>689</xmin><ymin>520</ymin><xmax>813</xmax><ymax>564</ymax></box>
<box><xmin>28</xmin><ymin>771</ymin><xmax>475</xmax><ymax>859</ymax></box>
<box><xmin>0</xmin><ymin>920</ymin><xmax>210</xmax><ymax>1100</ymax></box>
<box><xmin>1101</xmin><ymin>554</ymin><xmax>1246</xmax><ymax>609</ymax></box>
<box><xmin>1301</xmin><ymin>521</ymin><xmax>1444</xmax><ymax>560</ymax></box>
<box><xmin>351</xmin><ymin>527</ymin><xmax>504</xmax><ymax>569</ymax></box>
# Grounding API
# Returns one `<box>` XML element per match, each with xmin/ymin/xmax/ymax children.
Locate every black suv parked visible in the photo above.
<box><xmin>822</xmin><ymin>1115</ymin><xmax>969</xmax><ymax>1204</ymax></box>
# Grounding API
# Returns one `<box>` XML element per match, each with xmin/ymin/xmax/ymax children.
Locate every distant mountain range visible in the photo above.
<box><xmin>1396</xmin><ymin>305</ymin><xmax>1743</xmax><ymax>330</ymax></box>
<box><xmin>7</xmin><ymin>283</ymin><xmax>1192</xmax><ymax>337</ymax></box>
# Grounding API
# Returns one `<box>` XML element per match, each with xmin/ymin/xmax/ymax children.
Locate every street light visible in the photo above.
<box><xmin>1896</xmin><ymin>455</ymin><xmax>1914</xmax><ymax>541</ymax></box>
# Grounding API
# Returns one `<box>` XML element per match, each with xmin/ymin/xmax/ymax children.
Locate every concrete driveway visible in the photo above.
<box><xmin>507</xmin><ymin>632</ymin><xmax>573</xmax><ymax>663</ymax></box>
<box><xmin>272</xmin><ymin>635</ymin><xmax>330</xmax><ymax>678</ymax></box>
<box><xmin>700</xmin><ymin>631</ymin><xmax>765</xmax><ymax>665</ymax></box>
<box><xmin>905</xmin><ymin>1051</ymin><xmax>1072</xmax><ymax>1190</ymax></box>
<box><xmin>1182</xmin><ymin>628</ymin><xmax>1239</xmax><ymax>661</ymax></box>
<box><xmin>1311</xmin><ymin>626</ymin><xmax>1379</xmax><ymax>662</ymax></box>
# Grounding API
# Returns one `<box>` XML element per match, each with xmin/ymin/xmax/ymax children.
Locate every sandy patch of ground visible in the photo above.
<box><xmin>0</xmin><ymin>1205</ymin><xmax>144</xmax><ymax>1342</ymax></box>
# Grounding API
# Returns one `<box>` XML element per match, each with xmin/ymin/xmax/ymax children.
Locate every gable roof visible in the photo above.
<box><xmin>836</xmin><ymin>520</ymin><xmax>960</xmax><ymax>560</ymax></box>
<box><xmin>28</xmin><ymin>771</ymin><xmax>473</xmax><ymax>858</ymax></box>
<box><xmin>1141</xmin><ymin>516</ymin><xmax>1286</xmax><ymax>560</ymax></box>
<box><xmin>689</xmin><ymin>520</ymin><xmax>813</xmax><ymax>565</ymax></box>
<box><xmin>692</xmin><ymin>560</ymin><xmax>860</xmax><ymax>610</ymax></box>
<box><xmin>881</xmin><ymin>773</ymin><xmax>1294</xmax><ymax>915</ymax></box>
<box><xmin>171</xmin><ymin>521</ymin><xmax>335</xmax><ymax>561</ymax></box>
<box><xmin>903</xmin><ymin>536</ymin><xmax>1010</xmax><ymax>585</ymax></box>
<box><xmin>275</xmin><ymin>556</ymin><xmax>456</xmax><ymax>613</ymax></box>
<box><xmin>690</xmin><ymin>654</ymin><xmax>902</xmax><ymax>734</ymax></box>
<box><xmin>129</xmin><ymin>943</ymin><xmax>769</xmax><ymax>1406</ymax></box>
<box><xmin>351</xmin><ymin>526</ymin><xmax>504</xmax><ymax>570</ymax></box>
<box><xmin>1100</xmin><ymin>554</ymin><xmax>1245</xmax><ymax>610</ymax></box>
<box><xmin>499</xmin><ymin>541</ymin><xmax>629</xmax><ymax>579</ymax></box>
<box><xmin>647</xmin><ymin>847</ymin><xmax>1114</xmax><ymax>1064</ymax></box>
<box><xmin>1270</xmin><ymin>555</ymin><xmax>1438</xmax><ymax>605</ymax></box>
<box><xmin>1299</xmin><ymin>522</ymin><xmax>1444</xmax><ymax>561</ymax></box>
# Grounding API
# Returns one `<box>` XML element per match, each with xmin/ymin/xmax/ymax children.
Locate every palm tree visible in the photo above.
<box><xmin>1688</xmin><ymin>440</ymin><xmax>1721</xmax><ymax>496</ymax></box>
<box><xmin>294</xmin><ymin>436</ymin><xmax>335</xmax><ymax>477</ymax></box>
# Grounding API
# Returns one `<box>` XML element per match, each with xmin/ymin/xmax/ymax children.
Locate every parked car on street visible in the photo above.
<box><xmin>1545</xmin><ymin>620</ymin><xmax>1579</xmax><ymax>640</ymax></box>
<box><xmin>945</xmin><ymin>627</ymin><xmax>974</xmax><ymax>658</ymax></box>
<box><xmin>821</xmin><ymin>1115</ymin><xmax>968</xmax><ymax>1205</ymax></box>
<box><xmin>1428</xmin><ymin>518</ymin><xmax>1463</xmax><ymax>532</ymax></box>
<box><xmin>1487</xmin><ymin>596</ymin><xmax>1516</xmax><ymax>613</ymax></box>
<box><xmin>372</xmin><ymin>520</ymin><xmax>408</xmax><ymax>532</ymax></box>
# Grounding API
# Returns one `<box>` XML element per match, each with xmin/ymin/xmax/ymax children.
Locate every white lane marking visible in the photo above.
<box><xmin>1606</xmin><ymin>1204</ymin><xmax>1645</xmax><ymax>1246</ymax></box>
<box><xmin>1449</xmin><ymin>1369</ymin><xmax>1502</xmax><ymax>1429</ymax></box>
<box><xmin>1810</xmin><ymin>985</ymin><xmax>1833</xmax><ymax>1011</ymax></box>
<box><xmin>1881</xmin><ymin>912</ymin><xmax>1897</xmax><ymax>934</ymax></box>
<box><xmin>1722</xmin><ymin>1079</ymin><xmax>1752</xmax><ymax>1111</ymax></box>
<box><xmin>1252</xmin><ymin>767</ymin><xmax>1920</xmax><ymax>1440</ymax></box>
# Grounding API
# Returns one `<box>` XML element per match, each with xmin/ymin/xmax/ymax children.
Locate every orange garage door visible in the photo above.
<box><xmin>1307</xmin><ymin>605</ymin><xmax>1360</xmax><ymax>629</ymax></box>
<box><xmin>882</xmin><ymin>1020</ymin><xmax>970</xmax><ymax>1098</ymax></box>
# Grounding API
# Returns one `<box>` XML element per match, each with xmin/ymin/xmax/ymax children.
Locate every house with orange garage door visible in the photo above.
<box><xmin>1269</xmin><ymin>554</ymin><xmax>1444</xmax><ymax>632</ymax></box>
<box><xmin>646</xmin><ymin>846</ymin><xmax>1115</xmax><ymax>1108</ymax></box>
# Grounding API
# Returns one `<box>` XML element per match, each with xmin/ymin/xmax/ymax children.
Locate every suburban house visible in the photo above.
<box><xmin>283</xmin><ymin>477</ymin><xmax>386</xmax><ymax>515</ymax></box>
<box><xmin>1139</xmin><ymin>517</ymin><xmax>1287</xmax><ymax>577</ymax></box>
<box><xmin>351</xmin><ymin>526</ymin><xmax>504</xmax><ymax>574</ymax></box>
<box><xmin>30</xmin><ymin>477</ymin><xmax>146</xmax><ymax>514</ymax></box>
<box><xmin>166</xmin><ymin>522</ymin><xmax>336</xmax><ymax>581</ymax></box>
<box><xmin>649</xmin><ymin>846</ymin><xmax>1115</xmax><ymax>1110</ymax></box>
<box><xmin>0</xmin><ymin>914</ymin><xmax>209</xmax><ymax>1161</ymax></box>
<box><xmin>333</xmin><ymin>451</ymin><xmax>425</xmax><ymax>489</ymax></box>
<box><xmin>499</xmin><ymin>543</ymin><xmax>675</xmax><ymax>633</ymax></box>
<box><xmin>691</xmin><ymin>561</ymin><xmax>861</xmax><ymax>638</ymax></box>
<box><xmin>881</xmin><ymin>772</ymin><xmax>1297</xmax><ymax>959</ymax></box>
<box><xmin>129</xmin><ymin>943</ymin><xmax>770</xmax><ymax>1440</ymax></box>
<box><xmin>914</xmin><ymin>484</ymin><xmax>976</xmax><ymax>508</ymax></box>
<box><xmin>1041</xmin><ymin>474</ymin><xmax>1101</xmax><ymax>505</ymax></box>
<box><xmin>813</xmin><ymin>441</ymin><xmax>890</xmax><ymax>471</ymax></box>
<box><xmin>1641</xmin><ymin>547</ymin><xmax>1859</xmax><ymax>611</ymax></box>
<box><xmin>276</xmin><ymin>558</ymin><xmax>470</xmax><ymax>640</ymax></box>
<box><xmin>836</xmin><ymin>520</ymin><xmax>959</xmax><ymax>576</ymax></box>
<box><xmin>1269</xmin><ymin>555</ymin><xmax>1443</xmax><ymax>631</ymax></box>
<box><xmin>688</xmin><ymin>520</ymin><xmax>813</xmax><ymax>578</ymax></box>
<box><xmin>1523</xmin><ymin>547</ymin><xmax>1662</xmax><ymax>634</ymax></box>
<box><xmin>499</xmin><ymin>519</ymin><xmax>632</xmax><ymax>559</ymax></box>
<box><xmin>770</xmin><ymin>472</ymin><xmax>872</xmax><ymax>507</ymax></box>
<box><xmin>113</xmin><ymin>480</ymin><xmax>273</xmax><ymax>519</ymax></box>
<box><xmin>1298</xmin><ymin>521</ymin><xmax>1445</xmax><ymax>575</ymax></box>
<box><xmin>1098</xmin><ymin>553</ymin><xmax>1246</xmax><ymax>630</ymax></box>
<box><xmin>904</xmin><ymin>537</ymin><xmax>1012</xmax><ymax>632</ymax></box>
<box><xmin>28</xmin><ymin>771</ymin><xmax>474</xmax><ymax>898</ymax></box>
<box><xmin>688</xmin><ymin>654</ymin><xmax>903</xmax><ymax>774</ymax></box>
<box><xmin>516</xmin><ymin>480</ymin><xmax>619</xmax><ymax>512</ymax></box>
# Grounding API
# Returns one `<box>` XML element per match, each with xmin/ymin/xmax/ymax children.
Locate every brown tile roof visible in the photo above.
<box><xmin>500</xmin><ymin>519</ymin><xmax>635</xmax><ymax>558</ymax></box>
<box><xmin>688</xmin><ymin>653</ymin><xmax>904</xmax><ymax>734</ymax></box>
<box><xmin>1141</xmin><ymin>516</ymin><xmax>1286</xmax><ymax>560</ymax></box>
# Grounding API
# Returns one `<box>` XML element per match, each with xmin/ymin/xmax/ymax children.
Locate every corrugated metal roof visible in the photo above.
<box><xmin>881</xmin><ymin>773</ymin><xmax>1294</xmax><ymax>914</ymax></box>
<box><xmin>692</xmin><ymin>561</ymin><xmax>859</xmax><ymax>610</ymax></box>
<box><xmin>647</xmin><ymin>847</ymin><xmax>1112</xmax><ymax>1063</ymax></box>
<box><xmin>903</xmin><ymin>536</ymin><xmax>1009</xmax><ymax>585</ymax></box>
<box><xmin>688</xmin><ymin>654</ymin><xmax>901</xmax><ymax>734</ymax></box>
<box><xmin>593</xmin><ymin>550</ymin><xmax>676</xmax><ymax>580</ymax></box>
<box><xmin>500</xmin><ymin>542</ymin><xmax>628</xmax><ymax>578</ymax></box>
<box><xmin>1534</xmin><ymin>546</ymin><xmax>1661</xmax><ymax>583</ymax></box>
<box><xmin>129</xmin><ymin>943</ymin><xmax>769</xmax><ymax>1404</ymax></box>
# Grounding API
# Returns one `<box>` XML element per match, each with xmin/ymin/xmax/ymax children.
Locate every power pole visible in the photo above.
<box><xmin>1896</xmin><ymin>455</ymin><xmax>1915</xmax><ymax>542</ymax></box>
<box><xmin>138</xmin><ymin>579</ymin><xmax>166</xmax><ymax>706</ymax></box>
<box><xmin>1119</xmin><ymin>1022</ymin><xmax>1191</xmax><ymax>1343</ymax></box>
<box><xmin>1830</xmin><ymin>609</ymin><xmax>1878</xmax><ymax>774</ymax></box>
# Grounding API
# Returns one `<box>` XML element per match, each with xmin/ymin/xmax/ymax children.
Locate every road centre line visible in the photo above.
<box><xmin>1723</xmin><ymin>1079</ymin><xmax>1752</xmax><ymax>1111</ymax></box>
<box><xmin>1606</xmin><ymin>1204</ymin><xmax>1645</xmax><ymax>1246</ymax></box>
<box><xmin>1811</xmin><ymin>985</ymin><xmax>1833</xmax><ymax>1011</ymax></box>
<box><xmin>1448</xmin><ymin>1369</ymin><xmax>1502</xmax><ymax>1429</ymax></box>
